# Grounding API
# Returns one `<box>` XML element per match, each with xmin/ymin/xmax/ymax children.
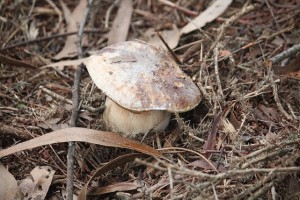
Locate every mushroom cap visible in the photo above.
<box><xmin>84</xmin><ymin>40</ymin><xmax>201</xmax><ymax>112</ymax></box>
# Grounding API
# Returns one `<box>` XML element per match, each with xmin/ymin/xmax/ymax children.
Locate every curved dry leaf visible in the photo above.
<box><xmin>107</xmin><ymin>0</ymin><xmax>133</xmax><ymax>45</ymax></box>
<box><xmin>180</xmin><ymin>0</ymin><xmax>233</xmax><ymax>35</ymax></box>
<box><xmin>53</xmin><ymin>0</ymin><xmax>88</xmax><ymax>60</ymax></box>
<box><xmin>19</xmin><ymin>166</ymin><xmax>55</xmax><ymax>200</ymax></box>
<box><xmin>41</xmin><ymin>58</ymin><xmax>87</xmax><ymax>70</ymax></box>
<box><xmin>89</xmin><ymin>181</ymin><xmax>141</xmax><ymax>196</ymax></box>
<box><xmin>77</xmin><ymin>153</ymin><xmax>148</xmax><ymax>200</ymax></box>
<box><xmin>0</xmin><ymin>127</ymin><xmax>161</xmax><ymax>158</ymax></box>
<box><xmin>147</xmin><ymin>25</ymin><xmax>180</xmax><ymax>49</ymax></box>
<box><xmin>0</xmin><ymin>164</ymin><xmax>22</xmax><ymax>200</ymax></box>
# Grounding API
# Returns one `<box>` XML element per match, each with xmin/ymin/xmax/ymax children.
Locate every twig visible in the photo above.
<box><xmin>105</xmin><ymin>0</ymin><xmax>119</xmax><ymax>28</ymax></box>
<box><xmin>39</xmin><ymin>86</ymin><xmax>103</xmax><ymax>112</ymax></box>
<box><xmin>269</xmin><ymin>71</ymin><xmax>293</xmax><ymax>121</ymax></box>
<box><xmin>269</xmin><ymin>43</ymin><xmax>300</xmax><ymax>64</ymax></box>
<box><xmin>235</xmin><ymin>174</ymin><xmax>275</xmax><ymax>200</ymax></box>
<box><xmin>136</xmin><ymin>158</ymin><xmax>300</xmax><ymax>181</ymax></box>
<box><xmin>249</xmin><ymin>181</ymin><xmax>274</xmax><ymax>200</ymax></box>
<box><xmin>204</xmin><ymin>3</ymin><xmax>255</xmax><ymax>61</ymax></box>
<box><xmin>235</xmin><ymin>25</ymin><xmax>294</xmax><ymax>53</ymax></box>
<box><xmin>156</xmin><ymin>32</ymin><xmax>182</xmax><ymax>64</ymax></box>
<box><xmin>213</xmin><ymin>44</ymin><xmax>224</xmax><ymax>98</ymax></box>
<box><xmin>66</xmin><ymin>0</ymin><xmax>94</xmax><ymax>199</ymax></box>
<box><xmin>1</xmin><ymin>29</ymin><xmax>106</xmax><ymax>51</ymax></box>
<box><xmin>158</xmin><ymin>0</ymin><xmax>198</xmax><ymax>16</ymax></box>
<box><xmin>0</xmin><ymin>53</ymin><xmax>35</xmax><ymax>68</ymax></box>
<box><xmin>45</xmin><ymin>0</ymin><xmax>63</xmax><ymax>32</ymax></box>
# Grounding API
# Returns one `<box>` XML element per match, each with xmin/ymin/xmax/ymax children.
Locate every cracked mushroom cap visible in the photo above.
<box><xmin>84</xmin><ymin>40</ymin><xmax>201</xmax><ymax>112</ymax></box>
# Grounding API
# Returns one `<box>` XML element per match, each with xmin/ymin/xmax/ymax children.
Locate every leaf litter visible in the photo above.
<box><xmin>0</xmin><ymin>0</ymin><xmax>300</xmax><ymax>199</ymax></box>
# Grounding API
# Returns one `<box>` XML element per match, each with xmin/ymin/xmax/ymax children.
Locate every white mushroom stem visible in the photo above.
<box><xmin>103</xmin><ymin>98</ymin><xmax>171</xmax><ymax>137</ymax></box>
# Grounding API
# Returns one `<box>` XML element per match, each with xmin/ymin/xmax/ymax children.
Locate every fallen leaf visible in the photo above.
<box><xmin>147</xmin><ymin>25</ymin><xmax>180</xmax><ymax>49</ymax></box>
<box><xmin>107</xmin><ymin>0</ymin><xmax>133</xmax><ymax>45</ymax></box>
<box><xmin>258</xmin><ymin>104</ymin><xmax>279</xmax><ymax>122</ymax></box>
<box><xmin>203</xmin><ymin>111</ymin><xmax>223</xmax><ymax>157</ymax></box>
<box><xmin>61</xmin><ymin>190</ymin><xmax>78</xmax><ymax>200</ymax></box>
<box><xmin>253</xmin><ymin>105</ymin><xmax>280</xmax><ymax>130</ymax></box>
<box><xmin>89</xmin><ymin>181</ymin><xmax>142</xmax><ymax>196</ymax></box>
<box><xmin>220</xmin><ymin>118</ymin><xmax>238</xmax><ymax>142</ymax></box>
<box><xmin>78</xmin><ymin>153</ymin><xmax>148</xmax><ymax>200</ymax></box>
<box><xmin>0</xmin><ymin>127</ymin><xmax>161</xmax><ymax>158</ymax></box>
<box><xmin>26</xmin><ymin>21</ymin><xmax>39</xmax><ymax>40</ymax></box>
<box><xmin>19</xmin><ymin>166</ymin><xmax>55</xmax><ymax>200</ymax></box>
<box><xmin>229</xmin><ymin>109</ymin><xmax>241</xmax><ymax>130</ymax></box>
<box><xmin>41</xmin><ymin>58</ymin><xmax>87</xmax><ymax>70</ymax></box>
<box><xmin>180</xmin><ymin>0</ymin><xmax>233</xmax><ymax>35</ymax></box>
<box><xmin>0</xmin><ymin>164</ymin><xmax>22</xmax><ymax>200</ymax></box>
<box><xmin>53</xmin><ymin>0</ymin><xmax>88</xmax><ymax>60</ymax></box>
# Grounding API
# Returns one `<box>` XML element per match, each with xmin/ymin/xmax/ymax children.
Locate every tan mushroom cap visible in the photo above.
<box><xmin>85</xmin><ymin>40</ymin><xmax>201</xmax><ymax>112</ymax></box>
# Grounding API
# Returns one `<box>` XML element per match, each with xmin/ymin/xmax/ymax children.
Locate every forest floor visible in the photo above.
<box><xmin>0</xmin><ymin>0</ymin><xmax>300</xmax><ymax>199</ymax></box>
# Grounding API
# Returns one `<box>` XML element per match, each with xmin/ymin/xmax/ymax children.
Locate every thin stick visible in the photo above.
<box><xmin>137</xmin><ymin>158</ymin><xmax>300</xmax><ymax>180</ymax></box>
<box><xmin>66</xmin><ymin>0</ymin><xmax>94</xmax><ymax>199</ymax></box>
<box><xmin>39</xmin><ymin>86</ymin><xmax>103</xmax><ymax>112</ymax></box>
<box><xmin>204</xmin><ymin>3</ymin><xmax>255</xmax><ymax>61</ymax></box>
<box><xmin>158</xmin><ymin>0</ymin><xmax>198</xmax><ymax>16</ymax></box>
<box><xmin>213</xmin><ymin>44</ymin><xmax>224</xmax><ymax>98</ymax></box>
<box><xmin>156</xmin><ymin>32</ymin><xmax>182</xmax><ymax>64</ymax></box>
<box><xmin>269</xmin><ymin>43</ymin><xmax>300</xmax><ymax>64</ymax></box>
<box><xmin>1</xmin><ymin>29</ymin><xmax>106</xmax><ymax>51</ymax></box>
<box><xmin>269</xmin><ymin>71</ymin><xmax>293</xmax><ymax>121</ymax></box>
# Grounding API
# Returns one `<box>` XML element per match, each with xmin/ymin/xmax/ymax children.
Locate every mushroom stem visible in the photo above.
<box><xmin>103</xmin><ymin>98</ymin><xmax>171</xmax><ymax>137</ymax></box>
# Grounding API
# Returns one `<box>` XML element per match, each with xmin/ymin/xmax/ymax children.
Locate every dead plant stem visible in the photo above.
<box><xmin>66</xmin><ymin>0</ymin><xmax>94</xmax><ymax>199</ymax></box>
<box><xmin>213</xmin><ymin>44</ymin><xmax>224</xmax><ymax>98</ymax></box>
<box><xmin>137</xmin><ymin>158</ymin><xmax>300</xmax><ymax>181</ymax></box>
<box><xmin>270</xmin><ymin>71</ymin><xmax>293</xmax><ymax>121</ymax></box>
<box><xmin>39</xmin><ymin>86</ymin><xmax>103</xmax><ymax>112</ymax></box>
<box><xmin>1</xmin><ymin>29</ymin><xmax>105</xmax><ymax>51</ymax></box>
<box><xmin>269</xmin><ymin>43</ymin><xmax>300</xmax><ymax>64</ymax></box>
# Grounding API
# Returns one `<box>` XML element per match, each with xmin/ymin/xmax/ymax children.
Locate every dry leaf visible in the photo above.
<box><xmin>0</xmin><ymin>127</ymin><xmax>161</xmax><ymax>158</ymax></box>
<box><xmin>19</xmin><ymin>166</ymin><xmax>55</xmax><ymax>200</ymax></box>
<box><xmin>203</xmin><ymin>111</ymin><xmax>223</xmax><ymax>157</ymax></box>
<box><xmin>147</xmin><ymin>25</ymin><xmax>180</xmax><ymax>49</ymax></box>
<box><xmin>253</xmin><ymin>105</ymin><xmax>280</xmax><ymax>130</ymax></box>
<box><xmin>0</xmin><ymin>164</ymin><xmax>22</xmax><ymax>200</ymax></box>
<box><xmin>26</xmin><ymin>21</ymin><xmax>39</xmax><ymax>40</ymax></box>
<box><xmin>229</xmin><ymin>109</ymin><xmax>241</xmax><ymax>130</ymax></box>
<box><xmin>107</xmin><ymin>0</ymin><xmax>133</xmax><ymax>45</ymax></box>
<box><xmin>41</xmin><ymin>58</ymin><xmax>87</xmax><ymax>70</ymax></box>
<box><xmin>180</xmin><ymin>0</ymin><xmax>233</xmax><ymax>35</ymax></box>
<box><xmin>77</xmin><ymin>153</ymin><xmax>148</xmax><ymax>200</ymax></box>
<box><xmin>61</xmin><ymin>190</ymin><xmax>78</xmax><ymax>200</ymax></box>
<box><xmin>53</xmin><ymin>0</ymin><xmax>88</xmax><ymax>60</ymax></box>
<box><xmin>220</xmin><ymin>118</ymin><xmax>238</xmax><ymax>142</ymax></box>
<box><xmin>89</xmin><ymin>181</ymin><xmax>141</xmax><ymax>195</ymax></box>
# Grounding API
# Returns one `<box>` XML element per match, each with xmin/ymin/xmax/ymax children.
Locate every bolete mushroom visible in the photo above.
<box><xmin>84</xmin><ymin>40</ymin><xmax>201</xmax><ymax>137</ymax></box>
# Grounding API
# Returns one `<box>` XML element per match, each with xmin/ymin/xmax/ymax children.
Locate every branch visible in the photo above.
<box><xmin>66</xmin><ymin>0</ymin><xmax>94</xmax><ymax>199</ymax></box>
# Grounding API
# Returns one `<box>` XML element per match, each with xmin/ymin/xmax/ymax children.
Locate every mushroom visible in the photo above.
<box><xmin>84</xmin><ymin>40</ymin><xmax>201</xmax><ymax>137</ymax></box>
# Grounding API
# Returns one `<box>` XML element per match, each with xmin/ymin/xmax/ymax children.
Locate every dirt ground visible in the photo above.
<box><xmin>0</xmin><ymin>0</ymin><xmax>300</xmax><ymax>199</ymax></box>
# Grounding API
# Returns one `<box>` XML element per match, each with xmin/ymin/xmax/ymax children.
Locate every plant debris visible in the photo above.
<box><xmin>0</xmin><ymin>0</ymin><xmax>300</xmax><ymax>199</ymax></box>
